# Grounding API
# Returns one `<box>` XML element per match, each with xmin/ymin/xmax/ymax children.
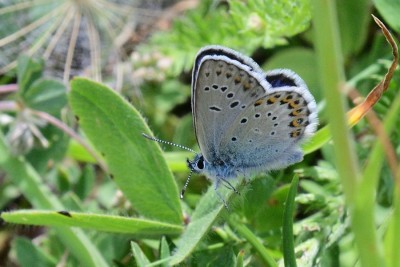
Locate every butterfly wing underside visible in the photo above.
<box><xmin>219</xmin><ymin>86</ymin><xmax>317</xmax><ymax>172</ymax></box>
<box><xmin>192</xmin><ymin>46</ymin><xmax>318</xmax><ymax>174</ymax></box>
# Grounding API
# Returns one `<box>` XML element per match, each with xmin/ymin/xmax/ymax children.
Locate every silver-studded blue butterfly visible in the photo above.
<box><xmin>186</xmin><ymin>46</ymin><xmax>317</xmax><ymax>192</ymax></box>
<box><xmin>144</xmin><ymin>45</ymin><xmax>318</xmax><ymax>201</ymax></box>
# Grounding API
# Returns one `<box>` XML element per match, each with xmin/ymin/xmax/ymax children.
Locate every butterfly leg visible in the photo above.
<box><xmin>214</xmin><ymin>180</ymin><xmax>229</xmax><ymax>210</ymax></box>
<box><xmin>220</xmin><ymin>177</ymin><xmax>240</xmax><ymax>195</ymax></box>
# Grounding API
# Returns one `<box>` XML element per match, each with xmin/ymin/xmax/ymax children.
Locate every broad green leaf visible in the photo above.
<box><xmin>282</xmin><ymin>176</ymin><xmax>299</xmax><ymax>267</ymax></box>
<box><xmin>69</xmin><ymin>78</ymin><xmax>182</xmax><ymax>224</ymax></box>
<box><xmin>68</xmin><ymin>139</ymin><xmax>190</xmax><ymax>173</ymax></box>
<box><xmin>23</xmin><ymin>78</ymin><xmax>67</xmax><ymax>115</ymax></box>
<box><xmin>1</xmin><ymin>210</ymin><xmax>182</xmax><ymax>237</ymax></box>
<box><xmin>374</xmin><ymin>0</ymin><xmax>400</xmax><ymax>33</ymax></box>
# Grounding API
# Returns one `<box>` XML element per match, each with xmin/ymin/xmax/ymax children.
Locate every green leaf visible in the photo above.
<box><xmin>67</xmin><ymin>139</ymin><xmax>97</xmax><ymax>164</ymax></box>
<box><xmin>69</xmin><ymin>78</ymin><xmax>182</xmax><ymax>224</ymax></box>
<box><xmin>75</xmin><ymin>164</ymin><xmax>95</xmax><ymax>200</ymax></box>
<box><xmin>170</xmin><ymin>186</ymin><xmax>228</xmax><ymax>265</ymax></box>
<box><xmin>262</xmin><ymin>48</ymin><xmax>322</xmax><ymax>101</ymax></box>
<box><xmin>17</xmin><ymin>55</ymin><xmax>43</xmax><ymax>95</ymax></box>
<box><xmin>1</xmin><ymin>210</ymin><xmax>183</xmax><ymax>237</ymax></box>
<box><xmin>361</xmin><ymin>88</ymin><xmax>400</xmax><ymax>267</ymax></box>
<box><xmin>373</xmin><ymin>0</ymin><xmax>400</xmax><ymax>33</ymax></box>
<box><xmin>14</xmin><ymin>236</ymin><xmax>57</xmax><ymax>267</ymax></box>
<box><xmin>0</xmin><ymin>133</ymin><xmax>108</xmax><ymax>267</ymax></box>
<box><xmin>302</xmin><ymin>126</ymin><xmax>331</xmax><ymax>155</ymax></box>
<box><xmin>23</xmin><ymin>79</ymin><xmax>67</xmax><ymax>115</ymax></box>
<box><xmin>160</xmin><ymin>236</ymin><xmax>171</xmax><ymax>263</ymax></box>
<box><xmin>170</xmin><ymin>181</ymin><xmax>256</xmax><ymax>265</ymax></box>
<box><xmin>131</xmin><ymin>241</ymin><xmax>151</xmax><ymax>267</ymax></box>
<box><xmin>25</xmin><ymin>124</ymin><xmax>69</xmax><ymax>173</ymax></box>
<box><xmin>336</xmin><ymin>0</ymin><xmax>370</xmax><ymax>56</ymax></box>
<box><xmin>208</xmin><ymin>246</ymin><xmax>236</xmax><ymax>267</ymax></box>
<box><xmin>236</xmin><ymin>250</ymin><xmax>245</xmax><ymax>267</ymax></box>
<box><xmin>282</xmin><ymin>175</ymin><xmax>299</xmax><ymax>267</ymax></box>
<box><xmin>242</xmin><ymin>177</ymin><xmax>285</xmax><ymax>232</ymax></box>
<box><xmin>385</xmin><ymin>188</ymin><xmax>400</xmax><ymax>267</ymax></box>
<box><xmin>229</xmin><ymin>216</ymin><xmax>278</xmax><ymax>267</ymax></box>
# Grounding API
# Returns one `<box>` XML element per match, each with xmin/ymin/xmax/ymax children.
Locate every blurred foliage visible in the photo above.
<box><xmin>137</xmin><ymin>0</ymin><xmax>312</xmax><ymax>75</ymax></box>
<box><xmin>0</xmin><ymin>0</ymin><xmax>400</xmax><ymax>266</ymax></box>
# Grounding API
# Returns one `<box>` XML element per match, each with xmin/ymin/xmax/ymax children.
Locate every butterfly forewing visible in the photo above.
<box><xmin>192</xmin><ymin>52</ymin><xmax>270</xmax><ymax>163</ymax></box>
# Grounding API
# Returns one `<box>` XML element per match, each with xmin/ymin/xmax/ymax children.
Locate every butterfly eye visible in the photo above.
<box><xmin>197</xmin><ymin>157</ymin><xmax>205</xmax><ymax>169</ymax></box>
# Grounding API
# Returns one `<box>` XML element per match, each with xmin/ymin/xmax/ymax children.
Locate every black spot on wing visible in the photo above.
<box><xmin>209</xmin><ymin>106</ymin><xmax>222</xmax><ymax>112</ymax></box>
<box><xmin>230</xmin><ymin>101</ymin><xmax>240</xmax><ymax>108</ymax></box>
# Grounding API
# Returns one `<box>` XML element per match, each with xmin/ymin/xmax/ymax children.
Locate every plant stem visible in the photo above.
<box><xmin>312</xmin><ymin>0</ymin><xmax>385</xmax><ymax>266</ymax></box>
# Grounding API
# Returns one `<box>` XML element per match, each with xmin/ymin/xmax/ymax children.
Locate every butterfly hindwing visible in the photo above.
<box><xmin>219</xmin><ymin>87</ymin><xmax>317</xmax><ymax>173</ymax></box>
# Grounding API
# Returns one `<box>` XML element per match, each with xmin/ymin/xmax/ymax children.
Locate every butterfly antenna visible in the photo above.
<box><xmin>180</xmin><ymin>168</ymin><xmax>194</xmax><ymax>199</ymax></box>
<box><xmin>142</xmin><ymin>133</ymin><xmax>196</xmax><ymax>154</ymax></box>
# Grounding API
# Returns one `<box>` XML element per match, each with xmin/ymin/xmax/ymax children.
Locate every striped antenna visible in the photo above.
<box><xmin>142</xmin><ymin>133</ymin><xmax>197</xmax><ymax>153</ymax></box>
<box><xmin>180</xmin><ymin>167</ymin><xmax>194</xmax><ymax>199</ymax></box>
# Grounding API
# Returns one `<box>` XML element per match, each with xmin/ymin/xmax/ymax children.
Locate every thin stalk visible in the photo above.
<box><xmin>86</xmin><ymin>16</ymin><xmax>102</xmax><ymax>81</ymax></box>
<box><xmin>0</xmin><ymin>0</ymin><xmax>52</xmax><ymax>15</ymax></box>
<box><xmin>228</xmin><ymin>217</ymin><xmax>277</xmax><ymax>267</ymax></box>
<box><xmin>312</xmin><ymin>0</ymin><xmax>359</xmax><ymax>201</ymax></box>
<box><xmin>43</xmin><ymin>5</ymin><xmax>75</xmax><ymax>59</ymax></box>
<box><xmin>31</xmin><ymin>109</ymin><xmax>108</xmax><ymax>172</ymax></box>
<box><xmin>0</xmin><ymin>2</ymin><xmax>67</xmax><ymax>47</ymax></box>
<box><xmin>63</xmin><ymin>10</ymin><xmax>81</xmax><ymax>84</ymax></box>
<box><xmin>312</xmin><ymin>1</ymin><xmax>385</xmax><ymax>266</ymax></box>
<box><xmin>0</xmin><ymin>84</ymin><xmax>18</xmax><ymax>94</ymax></box>
<box><xmin>26</xmin><ymin>12</ymin><xmax>65</xmax><ymax>56</ymax></box>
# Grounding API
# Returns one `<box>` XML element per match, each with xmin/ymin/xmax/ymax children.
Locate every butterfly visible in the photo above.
<box><xmin>145</xmin><ymin>45</ymin><xmax>318</xmax><ymax>201</ymax></box>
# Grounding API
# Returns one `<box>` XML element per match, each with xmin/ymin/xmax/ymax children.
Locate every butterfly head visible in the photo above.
<box><xmin>187</xmin><ymin>154</ymin><xmax>206</xmax><ymax>174</ymax></box>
